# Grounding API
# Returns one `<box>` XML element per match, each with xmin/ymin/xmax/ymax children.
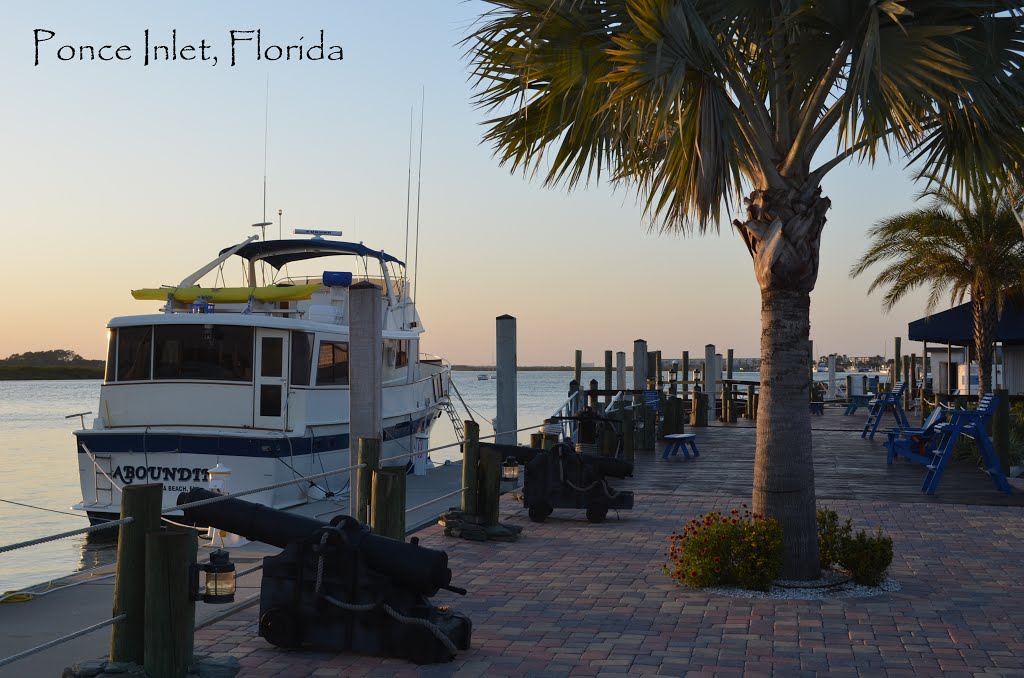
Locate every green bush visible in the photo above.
<box><xmin>816</xmin><ymin>507</ymin><xmax>852</xmax><ymax>570</ymax></box>
<box><xmin>733</xmin><ymin>516</ymin><xmax>783</xmax><ymax>591</ymax></box>
<box><xmin>839</xmin><ymin>527</ymin><xmax>894</xmax><ymax>586</ymax></box>
<box><xmin>665</xmin><ymin>507</ymin><xmax>782</xmax><ymax>591</ymax></box>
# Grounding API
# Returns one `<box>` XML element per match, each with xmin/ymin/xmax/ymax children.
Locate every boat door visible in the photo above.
<box><xmin>254</xmin><ymin>329</ymin><xmax>289</xmax><ymax>429</ymax></box>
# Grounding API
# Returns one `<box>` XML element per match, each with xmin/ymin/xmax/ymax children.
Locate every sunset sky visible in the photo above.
<box><xmin>3</xmin><ymin>2</ymin><xmax>935</xmax><ymax>365</ymax></box>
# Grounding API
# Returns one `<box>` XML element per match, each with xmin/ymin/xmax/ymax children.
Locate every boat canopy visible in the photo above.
<box><xmin>220</xmin><ymin>239</ymin><xmax>405</xmax><ymax>270</ymax></box>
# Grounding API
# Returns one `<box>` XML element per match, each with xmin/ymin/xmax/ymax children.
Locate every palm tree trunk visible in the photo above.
<box><xmin>973</xmin><ymin>289</ymin><xmax>998</xmax><ymax>396</ymax></box>
<box><xmin>736</xmin><ymin>184</ymin><xmax>829</xmax><ymax>581</ymax></box>
<box><xmin>755</xmin><ymin>288</ymin><xmax>819</xmax><ymax>579</ymax></box>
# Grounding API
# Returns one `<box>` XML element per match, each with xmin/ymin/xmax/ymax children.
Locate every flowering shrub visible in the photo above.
<box><xmin>816</xmin><ymin>507</ymin><xmax>852</xmax><ymax>569</ymax></box>
<box><xmin>665</xmin><ymin>506</ymin><xmax>782</xmax><ymax>590</ymax></box>
<box><xmin>839</xmin><ymin>527</ymin><xmax>894</xmax><ymax>586</ymax></box>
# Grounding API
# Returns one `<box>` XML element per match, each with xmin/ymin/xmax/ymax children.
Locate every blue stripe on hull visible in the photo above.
<box><xmin>75</xmin><ymin>413</ymin><xmax>438</xmax><ymax>458</ymax></box>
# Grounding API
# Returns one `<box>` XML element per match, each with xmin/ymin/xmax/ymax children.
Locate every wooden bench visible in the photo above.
<box><xmin>662</xmin><ymin>433</ymin><xmax>700</xmax><ymax>460</ymax></box>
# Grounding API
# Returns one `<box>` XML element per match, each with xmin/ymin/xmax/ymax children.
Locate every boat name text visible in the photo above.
<box><xmin>111</xmin><ymin>465</ymin><xmax>210</xmax><ymax>484</ymax></box>
<box><xmin>33</xmin><ymin>29</ymin><xmax>344</xmax><ymax>67</ymax></box>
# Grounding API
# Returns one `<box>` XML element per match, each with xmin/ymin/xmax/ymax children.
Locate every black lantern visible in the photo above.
<box><xmin>502</xmin><ymin>457</ymin><xmax>519</xmax><ymax>482</ymax></box>
<box><xmin>202</xmin><ymin>548</ymin><xmax>236</xmax><ymax>604</ymax></box>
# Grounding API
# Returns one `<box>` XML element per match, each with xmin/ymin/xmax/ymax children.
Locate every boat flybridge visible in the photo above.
<box><xmin>73</xmin><ymin>230</ymin><xmax>452</xmax><ymax>524</ymax></box>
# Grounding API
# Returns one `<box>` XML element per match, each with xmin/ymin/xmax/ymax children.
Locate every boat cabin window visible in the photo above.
<box><xmin>291</xmin><ymin>332</ymin><xmax>314</xmax><ymax>386</ymax></box>
<box><xmin>107</xmin><ymin>325</ymin><xmax>255</xmax><ymax>383</ymax></box>
<box><xmin>116</xmin><ymin>326</ymin><xmax>153</xmax><ymax>381</ymax></box>
<box><xmin>384</xmin><ymin>339</ymin><xmax>410</xmax><ymax>368</ymax></box>
<box><xmin>316</xmin><ymin>341</ymin><xmax>349</xmax><ymax>386</ymax></box>
<box><xmin>153</xmin><ymin>325</ymin><xmax>253</xmax><ymax>381</ymax></box>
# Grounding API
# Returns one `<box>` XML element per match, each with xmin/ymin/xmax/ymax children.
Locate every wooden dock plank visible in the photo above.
<box><xmin>624</xmin><ymin>406</ymin><xmax>1024</xmax><ymax>506</ymax></box>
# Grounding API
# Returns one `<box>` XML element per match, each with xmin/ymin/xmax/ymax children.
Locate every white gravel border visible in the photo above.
<box><xmin>702</xmin><ymin>573</ymin><xmax>901</xmax><ymax>600</ymax></box>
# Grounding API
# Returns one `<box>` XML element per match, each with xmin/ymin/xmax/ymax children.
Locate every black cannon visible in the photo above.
<box><xmin>485</xmin><ymin>441</ymin><xmax>634</xmax><ymax>523</ymax></box>
<box><xmin>177</xmin><ymin>489</ymin><xmax>471</xmax><ymax>664</ymax></box>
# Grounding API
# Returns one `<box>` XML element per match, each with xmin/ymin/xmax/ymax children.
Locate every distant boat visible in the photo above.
<box><xmin>478</xmin><ymin>374</ymin><xmax>489</xmax><ymax>381</ymax></box>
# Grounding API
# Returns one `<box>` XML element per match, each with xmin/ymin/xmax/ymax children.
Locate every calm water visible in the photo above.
<box><xmin>0</xmin><ymin>368</ymin><xmax>884</xmax><ymax>592</ymax></box>
<box><xmin>0</xmin><ymin>371</ymin><xmax>596</xmax><ymax>593</ymax></box>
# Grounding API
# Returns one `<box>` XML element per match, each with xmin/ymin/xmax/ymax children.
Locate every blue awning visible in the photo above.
<box><xmin>908</xmin><ymin>301</ymin><xmax>1024</xmax><ymax>345</ymax></box>
<box><xmin>220</xmin><ymin>239</ymin><xmax>405</xmax><ymax>270</ymax></box>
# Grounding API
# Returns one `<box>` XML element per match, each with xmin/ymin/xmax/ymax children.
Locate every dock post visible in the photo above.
<box><xmin>655</xmin><ymin>350</ymin><xmax>663</xmax><ymax>390</ymax></box>
<box><xmin>349</xmin><ymin>281</ymin><xmax>383</xmax><ymax>517</ymax></box>
<box><xmin>615</xmin><ymin>351</ymin><xmax>626</xmax><ymax>391</ymax></box>
<box><xmin>704</xmin><ymin>344</ymin><xmax>717</xmax><ymax>422</ymax></box>
<box><xmin>808</xmin><ymin>339</ymin><xmax>814</xmax><ymax>401</ymax></box>
<box><xmin>355</xmin><ymin>437</ymin><xmax>381</xmax><ymax>524</ymax></box>
<box><xmin>589</xmin><ymin>379</ymin><xmax>599</xmax><ymax>409</ymax></box>
<box><xmin>644</xmin><ymin>404</ymin><xmax>656</xmax><ymax>450</ymax></box>
<box><xmin>110</xmin><ymin>482</ymin><xmax>163</xmax><ymax>664</ymax></box>
<box><xmin>461</xmin><ymin>420</ymin><xmax>480</xmax><ymax>516</ymax></box>
<box><xmin>496</xmin><ymin>315</ymin><xmax>518</xmax><ymax>445</ymax></box>
<box><xmin>681</xmin><ymin>351</ymin><xmax>689</xmax><ymax>404</ymax></box>
<box><xmin>622</xmin><ymin>407</ymin><xmax>635</xmax><ymax>463</ymax></box>
<box><xmin>894</xmin><ymin>337</ymin><xmax>902</xmax><ymax>388</ymax></box>
<box><xmin>633</xmin><ymin>340</ymin><xmax>647</xmax><ymax>400</ymax></box>
<box><xmin>143</xmin><ymin>527</ymin><xmax>197</xmax><ymax>678</ymax></box>
<box><xmin>994</xmin><ymin>388</ymin><xmax>1010</xmax><ymax>473</ymax></box>
<box><xmin>725</xmin><ymin>348</ymin><xmax>736</xmax><ymax>422</ymax></box>
<box><xmin>574</xmin><ymin>349</ymin><xmax>583</xmax><ymax>386</ymax></box>
<box><xmin>746</xmin><ymin>384</ymin><xmax>755</xmax><ymax>419</ymax></box>
<box><xmin>371</xmin><ymin>466</ymin><xmax>406</xmax><ymax>540</ymax></box>
<box><xmin>910</xmin><ymin>352</ymin><xmax>918</xmax><ymax>405</ymax></box>
<box><xmin>530</xmin><ymin>432</ymin><xmax>543</xmax><ymax>448</ymax></box>
<box><xmin>668</xmin><ymin>361</ymin><xmax>678</xmax><ymax>397</ymax></box>
<box><xmin>477</xmin><ymin>445</ymin><xmax>502</xmax><ymax>527</ymax></box>
<box><xmin>646</xmin><ymin>351</ymin><xmax>657</xmax><ymax>390</ymax></box>
<box><xmin>604</xmin><ymin>350</ymin><xmax>613</xmax><ymax>406</ymax></box>
<box><xmin>846</xmin><ymin>375</ymin><xmax>853</xmax><ymax>402</ymax></box>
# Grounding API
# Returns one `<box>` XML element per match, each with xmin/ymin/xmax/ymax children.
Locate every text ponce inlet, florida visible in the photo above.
<box><xmin>32</xmin><ymin>29</ymin><xmax>344</xmax><ymax>67</ymax></box>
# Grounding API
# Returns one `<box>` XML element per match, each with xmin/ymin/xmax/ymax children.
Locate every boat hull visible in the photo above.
<box><xmin>74</xmin><ymin>405</ymin><xmax>443</xmax><ymax>523</ymax></box>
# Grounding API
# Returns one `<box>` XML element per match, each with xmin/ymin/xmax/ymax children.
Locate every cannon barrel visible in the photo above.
<box><xmin>481</xmin><ymin>442</ymin><xmax>632</xmax><ymax>478</ymax></box>
<box><xmin>177</xmin><ymin>488</ymin><xmax>452</xmax><ymax>596</ymax></box>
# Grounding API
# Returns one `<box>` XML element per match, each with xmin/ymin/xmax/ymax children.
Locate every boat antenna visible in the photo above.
<box><xmin>413</xmin><ymin>87</ymin><xmax>425</xmax><ymax>304</ymax></box>
<box><xmin>263</xmin><ymin>74</ymin><xmax>270</xmax><ymax>226</ymax></box>
<box><xmin>403</xmin><ymin>106</ymin><xmax>413</xmax><ymax>269</ymax></box>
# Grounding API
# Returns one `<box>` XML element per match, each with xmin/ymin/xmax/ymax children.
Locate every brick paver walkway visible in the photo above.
<box><xmin>193</xmin><ymin>493</ymin><xmax>1024</xmax><ymax>677</ymax></box>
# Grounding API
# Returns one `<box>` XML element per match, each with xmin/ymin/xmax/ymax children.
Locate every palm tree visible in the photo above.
<box><xmin>465</xmin><ymin>1</ymin><xmax>1024</xmax><ymax>579</ymax></box>
<box><xmin>852</xmin><ymin>180</ymin><xmax>1024</xmax><ymax>396</ymax></box>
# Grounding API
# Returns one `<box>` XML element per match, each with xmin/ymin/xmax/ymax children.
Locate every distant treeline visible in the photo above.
<box><xmin>0</xmin><ymin>349</ymin><xmax>104</xmax><ymax>380</ymax></box>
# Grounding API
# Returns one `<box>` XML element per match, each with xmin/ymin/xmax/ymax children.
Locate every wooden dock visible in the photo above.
<box><xmin>630</xmin><ymin>403</ymin><xmax>1024</xmax><ymax>506</ymax></box>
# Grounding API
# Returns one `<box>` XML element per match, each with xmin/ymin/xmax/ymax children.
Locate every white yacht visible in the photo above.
<box><xmin>73</xmin><ymin>232</ymin><xmax>452</xmax><ymax>524</ymax></box>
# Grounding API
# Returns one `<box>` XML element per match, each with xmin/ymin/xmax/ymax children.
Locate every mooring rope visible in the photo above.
<box><xmin>0</xmin><ymin>518</ymin><xmax>133</xmax><ymax>555</ymax></box>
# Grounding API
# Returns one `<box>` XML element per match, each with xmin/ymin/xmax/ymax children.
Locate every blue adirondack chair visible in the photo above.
<box><xmin>861</xmin><ymin>382</ymin><xmax>910</xmax><ymax>440</ymax></box>
<box><xmin>886</xmin><ymin>405</ymin><xmax>947</xmax><ymax>465</ymax></box>
<box><xmin>920</xmin><ymin>394</ymin><xmax>1012</xmax><ymax>495</ymax></box>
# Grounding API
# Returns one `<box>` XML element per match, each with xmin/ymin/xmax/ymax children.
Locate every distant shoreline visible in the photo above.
<box><xmin>0</xmin><ymin>366</ymin><xmax>105</xmax><ymax>380</ymax></box>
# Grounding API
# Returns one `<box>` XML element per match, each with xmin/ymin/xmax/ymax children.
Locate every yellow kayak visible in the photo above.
<box><xmin>132</xmin><ymin>284</ymin><xmax>321</xmax><ymax>304</ymax></box>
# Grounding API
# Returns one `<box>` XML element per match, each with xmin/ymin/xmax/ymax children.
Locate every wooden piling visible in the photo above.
<box><xmin>477</xmin><ymin>446</ymin><xmax>502</xmax><ymax>527</ymax></box>
<box><xmin>355</xmin><ymin>437</ymin><xmax>381</xmax><ymax>524</ymax></box>
<box><xmin>495</xmin><ymin>315</ymin><xmax>518</xmax><ymax>445</ymax></box>
<box><xmin>633</xmin><ymin>340</ymin><xmax>647</xmax><ymax>397</ymax></box>
<box><xmin>655</xmin><ymin>350</ymin><xmax>663</xmax><ymax>390</ymax></box>
<box><xmin>746</xmin><ymin>384</ymin><xmax>756</xmax><ymax>418</ymax></box>
<box><xmin>574</xmin><ymin>349</ymin><xmax>583</xmax><ymax>386</ymax></box>
<box><xmin>110</xmin><ymin>482</ymin><xmax>163</xmax><ymax>664</ymax></box>
<box><xmin>371</xmin><ymin>466</ymin><xmax>406</xmax><ymax>540</ymax></box>
<box><xmin>615</xmin><ymin>351</ymin><xmax>626</xmax><ymax>391</ymax></box>
<box><xmin>530</xmin><ymin>432</ymin><xmax>544</xmax><ymax>449</ymax></box>
<box><xmin>681</xmin><ymin>351</ymin><xmax>689</xmax><ymax>402</ymax></box>
<box><xmin>622</xmin><ymin>408</ymin><xmax>635</xmax><ymax>463</ymax></box>
<box><xmin>143</xmin><ymin>527</ymin><xmax>196</xmax><ymax>678</ymax></box>
<box><xmin>461</xmin><ymin>420</ymin><xmax>480</xmax><ymax>516</ymax></box>
<box><xmin>589</xmin><ymin>379</ymin><xmax>599</xmax><ymax>409</ymax></box>
<box><xmin>604</xmin><ymin>350</ymin><xmax>613</xmax><ymax>405</ymax></box>
<box><xmin>349</xmin><ymin>281</ymin><xmax>383</xmax><ymax>517</ymax></box>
